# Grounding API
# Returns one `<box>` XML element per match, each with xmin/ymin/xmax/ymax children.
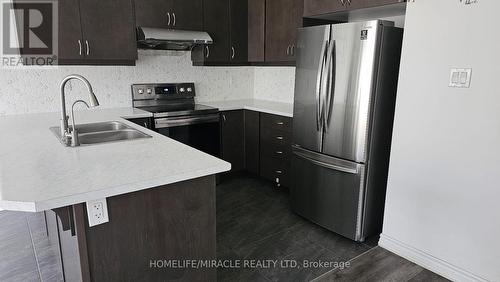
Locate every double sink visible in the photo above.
<box><xmin>50</xmin><ymin>121</ymin><xmax>151</xmax><ymax>146</ymax></box>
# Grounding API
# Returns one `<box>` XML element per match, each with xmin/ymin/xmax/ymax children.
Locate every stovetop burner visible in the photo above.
<box><xmin>131</xmin><ymin>83</ymin><xmax>219</xmax><ymax>118</ymax></box>
<box><xmin>140</xmin><ymin>104</ymin><xmax>219</xmax><ymax>118</ymax></box>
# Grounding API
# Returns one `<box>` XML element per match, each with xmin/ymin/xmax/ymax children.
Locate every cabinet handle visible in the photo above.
<box><xmin>276</xmin><ymin>136</ymin><xmax>284</xmax><ymax>140</ymax></box>
<box><xmin>276</xmin><ymin>151</ymin><xmax>283</xmax><ymax>155</ymax></box>
<box><xmin>286</xmin><ymin>45</ymin><xmax>290</xmax><ymax>55</ymax></box>
<box><xmin>231</xmin><ymin>47</ymin><xmax>235</xmax><ymax>59</ymax></box>
<box><xmin>340</xmin><ymin>0</ymin><xmax>345</xmax><ymax>5</ymax></box>
<box><xmin>291</xmin><ymin>44</ymin><xmax>295</xmax><ymax>56</ymax></box>
<box><xmin>222</xmin><ymin>114</ymin><xmax>227</xmax><ymax>123</ymax></box>
<box><xmin>143</xmin><ymin>122</ymin><xmax>148</xmax><ymax>128</ymax></box>
<box><xmin>276</xmin><ymin>121</ymin><xmax>284</xmax><ymax>125</ymax></box>
<box><xmin>167</xmin><ymin>12</ymin><xmax>171</xmax><ymax>26</ymax></box>
<box><xmin>205</xmin><ymin>46</ymin><xmax>210</xmax><ymax>58</ymax></box>
<box><xmin>172</xmin><ymin>12</ymin><xmax>176</xmax><ymax>27</ymax></box>
<box><xmin>78</xmin><ymin>40</ymin><xmax>82</xmax><ymax>56</ymax></box>
<box><xmin>346</xmin><ymin>0</ymin><xmax>351</xmax><ymax>4</ymax></box>
<box><xmin>275</xmin><ymin>170</ymin><xmax>283</xmax><ymax>174</ymax></box>
<box><xmin>85</xmin><ymin>40</ymin><xmax>90</xmax><ymax>56</ymax></box>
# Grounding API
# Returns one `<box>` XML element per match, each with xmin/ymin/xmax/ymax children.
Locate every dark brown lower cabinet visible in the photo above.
<box><xmin>244</xmin><ymin>110</ymin><xmax>260</xmax><ymax>175</ymax></box>
<box><xmin>50</xmin><ymin>176</ymin><xmax>216</xmax><ymax>282</ymax></box>
<box><xmin>125</xmin><ymin>117</ymin><xmax>153</xmax><ymax>129</ymax></box>
<box><xmin>259</xmin><ymin>113</ymin><xmax>292</xmax><ymax>187</ymax></box>
<box><xmin>220</xmin><ymin>110</ymin><xmax>293</xmax><ymax>187</ymax></box>
<box><xmin>221</xmin><ymin>110</ymin><xmax>245</xmax><ymax>171</ymax></box>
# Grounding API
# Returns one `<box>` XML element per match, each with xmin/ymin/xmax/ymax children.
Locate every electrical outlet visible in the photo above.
<box><xmin>449</xmin><ymin>68</ymin><xmax>472</xmax><ymax>88</ymax></box>
<box><xmin>86</xmin><ymin>199</ymin><xmax>109</xmax><ymax>227</ymax></box>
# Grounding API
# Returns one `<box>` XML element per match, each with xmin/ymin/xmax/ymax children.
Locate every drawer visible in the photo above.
<box><xmin>260</xmin><ymin>113</ymin><xmax>292</xmax><ymax>133</ymax></box>
<box><xmin>260</xmin><ymin>126</ymin><xmax>292</xmax><ymax>147</ymax></box>
<box><xmin>260</xmin><ymin>141</ymin><xmax>291</xmax><ymax>160</ymax></box>
<box><xmin>260</xmin><ymin>156</ymin><xmax>290</xmax><ymax>187</ymax></box>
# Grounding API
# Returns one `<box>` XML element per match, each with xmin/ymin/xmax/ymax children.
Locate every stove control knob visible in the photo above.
<box><xmin>138</xmin><ymin>89</ymin><xmax>144</xmax><ymax>94</ymax></box>
<box><xmin>187</xmin><ymin>87</ymin><xmax>193</xmax><ymax>92</ymax></box>
<box><xmin>146</xmin><ymin>88</ymin><xmax>153</xmax><ymax>94</ymax></box>
<box><xmin>179</xmin><ymin>87</ymin><xmax>185</xmax><ymax>93</ymax></box>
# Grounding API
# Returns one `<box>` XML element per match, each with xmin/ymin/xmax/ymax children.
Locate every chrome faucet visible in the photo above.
<box><xmin>60</xmin><ymin>74</ymin><xmax>99</xmax><ymax>146</ymax></box>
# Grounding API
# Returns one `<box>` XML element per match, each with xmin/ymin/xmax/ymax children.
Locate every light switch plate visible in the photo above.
<box><xmin>86</xmin><ymin>198</ymin><xmax>109</xmax><ymax>227</ymax></box>
<box><xmin>449</xmin><ymin>68</ymin><xmax>472</xmax><ymax>88</ymax></box>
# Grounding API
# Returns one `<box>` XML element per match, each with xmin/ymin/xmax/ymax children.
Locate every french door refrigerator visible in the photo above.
<box><xmin>291</xmin><ymin>20</ymin><xmax>403</xmax><ymax>242</ymax></box>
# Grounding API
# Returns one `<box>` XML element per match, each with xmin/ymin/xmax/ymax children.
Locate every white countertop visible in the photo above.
<box><xmin>0</xmin><ymin>108</ymin><xmax>231</xmax><ymax>212</ymax></box>
<box><xmin>201</xmin><ymin>99</ymin><xmax>294</xmax><ymax>117</ymax></box>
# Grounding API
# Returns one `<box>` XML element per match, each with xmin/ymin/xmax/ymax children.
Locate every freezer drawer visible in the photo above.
<box><xmin>290</xmin><ymin>146</ymin><xmax>366</xmax><ymax>241</ymax></box>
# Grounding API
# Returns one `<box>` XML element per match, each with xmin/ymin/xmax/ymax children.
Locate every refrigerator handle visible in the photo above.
<box><xmin>316</xmin><ymin>39</ymin><xmax>328</xmax><ymax>131</ymax></box>
<box><xmin>292</xmin><ymin>148</ymin><xmax>359</xmax><ymax>174</ymax></box>
<box><xmin>324</xmin><ymin>40</ymin><xmax>336</xmax><ymax>130</ymax></box>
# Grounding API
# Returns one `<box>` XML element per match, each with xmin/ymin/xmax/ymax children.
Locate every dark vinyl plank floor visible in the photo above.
<box><xmin>314</xmin><ymin>247</ymin><xmax>449</xmax><ymax>282</ymax></box>
<box><xmin>217</xmin><ymin>173</ymin><xmax>450</xmax><ymax>282</ymax></box>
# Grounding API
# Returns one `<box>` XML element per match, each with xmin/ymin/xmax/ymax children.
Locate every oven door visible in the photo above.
<box><xmin>155</xmin><ymin>114</ymin><xmax>221</xmax><ymax>157</ymax></box>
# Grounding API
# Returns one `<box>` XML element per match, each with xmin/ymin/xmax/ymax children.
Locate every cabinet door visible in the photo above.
<box><xmin>171</xmin><ymin>0</ymin><xmax>203</xmax><ymax>30</ymax></box>
<box><xmin>303</xmin><ymin>0</ymin><xmax>346</xmax><ymax>17</ymax></box>
<box><xmin>135</xmin><ymin>0</ymin><xmax>173</xmax><ymax>28</ymax></box>
<box><xmin>229</xmin><ymin>0</ymin><xmax>248</xmax><ymax>63</ymax></box>
<box><xmin>244</xmin><ymin>110</ymin><xmax>260</xmax><ymax>175</ymax></box>
<box><xmin>248</xmin><ymin>0</ymin><xmax>265</xmax><ymax>62</ymax></box>
<box><xmin>58</xmin><ymin>0</ymin><xmax>84</xmax><ymax>64</ymax></box>
<box><xmin>126</xmin><ymin>117</ymin><xmax>153</xmax><ymax>129</ymax></box>
<box><xmin>79</xmin><ymin>0</ymin><xmax>137</xmax><ymax>63</ymax></box>
<box><xmin>221</xmin><ymin>111</ymin><xmax>245</xmax><ymax>171</ymax></box>
<box><xmin>265</xmin><ymin>0</ymin><xmax>303</xmax><ymax>62</ymax></box>
<box><xmin>203</xmin><ymin>0</ymin><xmax>230</xmax><ymax>62</ymax></box>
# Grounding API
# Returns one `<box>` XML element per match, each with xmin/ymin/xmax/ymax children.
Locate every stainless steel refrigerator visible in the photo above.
<box><xmin>291</xmin><ymin>20</ymin><xmax>403</xmax><ymax>242</ymax></box>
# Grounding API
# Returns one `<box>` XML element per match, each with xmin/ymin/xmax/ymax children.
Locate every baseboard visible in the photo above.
<box><xmin>379</xmin><ymin>234</ymin><xmax>489</xmax><ymax>282</ymax></box>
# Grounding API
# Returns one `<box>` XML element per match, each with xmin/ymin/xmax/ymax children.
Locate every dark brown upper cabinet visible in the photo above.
<box><xmin>134</xmin><ymin>0</ymin><xmax>203</xmax><ymax>30</ymax></box>
<box><xmin>58</xmin><ymin>0</ymin><xmax>136</xmax><ymax>65</ymax></box>
<box><xmin>265</xmin><ymin>0</ymin><xmax>303</xmax><ymax>62</ymax></box>
<box><xmin>171</xmin><ymin>0</ymin><xmax>204</xmax><ymax>30</ymax></box>
<box><xmin>198</xmin><ymin>0</ymin><xmax>230</xmax><ymax>63</ymax></box>
<box><xmin>229</xmin><ymin>0</ymin><xmax>248</xmax><ymax>63</ymax></box>
<box><xmin>192</xmin><ymin>0</ymin><xmax>247</xmax><ymax>65</ymax></box>
<box><xmin>303</xmin><ymin>0</ymin><xmax>346</xmax><ymax>17</ymax></box>
<box><xmin>304</xmin><ymin>0</ymin><xmax>406</xmax><ymax>17</ymax></box>
<box><xmin>247</xmin><ymin>0</ymin><xmax>266</xmax><ymax>62</ymax></box>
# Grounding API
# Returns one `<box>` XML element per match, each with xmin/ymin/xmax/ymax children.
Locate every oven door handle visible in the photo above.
<box><xmin>155</xmin><ymin>114</ymin><xmax>220</xmax><ymax>128</ymax></box>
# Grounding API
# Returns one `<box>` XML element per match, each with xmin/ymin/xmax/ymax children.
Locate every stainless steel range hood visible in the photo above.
<box><xmin>137</xmin><ymin>27</ymin><xmax>213</xmax><ymax>51</ymax></box>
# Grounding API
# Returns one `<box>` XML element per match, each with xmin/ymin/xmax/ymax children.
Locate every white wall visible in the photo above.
<box><xmin>0</xmin><ymin>50</ymin><xmax>255</xmax><ymax>115</ymax></box>
<box><xmin>380</xmin><ymin>1</ymin><xmax>500</xmax><ymax>281</ymax></box>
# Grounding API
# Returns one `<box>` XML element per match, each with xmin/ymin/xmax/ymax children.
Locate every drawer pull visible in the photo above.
<box><xmin>276</xmin><ymin>136</ymin><xmax>284</xmax><ymax>140</ymax></box>
<box><xmin>275</xmin><ymin>170</ymin><xmax>283</xmax><ymax>174</ymax></box>
<box><xmin>276</xmin><ymin>151</ymin><xmax>283</xmax><ymax>154</ymax></box>
<box><xmin>276</xmin><ymin>122</ymin><xmax>284</xmax><ymax>125</ymax></box>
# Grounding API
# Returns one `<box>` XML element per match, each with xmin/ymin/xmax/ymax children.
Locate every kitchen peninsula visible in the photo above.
<box><xmin>0</xmin><ymin>108</ymin><xmax>231</xmax><ymax>281</ymax></box>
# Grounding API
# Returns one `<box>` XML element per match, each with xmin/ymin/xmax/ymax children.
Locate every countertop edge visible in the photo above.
<box><xmin>242</xmin><ymin>106</ymin><xmax>293</xmax><ymax>118</ymax></box>
<box><xmin>2</xmin><ymin>163</ymin><xmax>231</xmax><ymax>213</ymax></box>
<box><xmin>201</xmin><ymin>100</ymin><xmax>294</xmax><ymax>118</ymax></box>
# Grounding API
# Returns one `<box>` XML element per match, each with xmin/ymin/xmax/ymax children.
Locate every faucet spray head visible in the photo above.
<box><xmin>89</xmin><ymin>92</ymin><xmax>100</xmax><ymax>107</ymax></box>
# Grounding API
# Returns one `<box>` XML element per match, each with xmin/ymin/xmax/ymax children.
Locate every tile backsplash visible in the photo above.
<box><xmin>254</xmin><ymin>67</ymin><xmax>296</xmax><ymax>104</ymax></box>
<box><xmin>0</xmin><ymin>50</ymin><xmax>296</xmax><ymax>116</ymax></box>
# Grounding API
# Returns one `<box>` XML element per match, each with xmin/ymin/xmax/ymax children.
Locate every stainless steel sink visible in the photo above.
<box><xmin>75</xmin><ymin>121</ymin><xmax>131</xmax><ymax>134</ymax></box>
<box><xmin>50</xmin><ymin>121</ymin><xmax>151</xmax><ymax>146</ymax></box>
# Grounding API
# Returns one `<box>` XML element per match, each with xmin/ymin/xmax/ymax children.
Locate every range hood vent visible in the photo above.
<box><xmin>137</xmin><ymin>27</ymin><xmax>213</xmax><ymax>51</ymax></box>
